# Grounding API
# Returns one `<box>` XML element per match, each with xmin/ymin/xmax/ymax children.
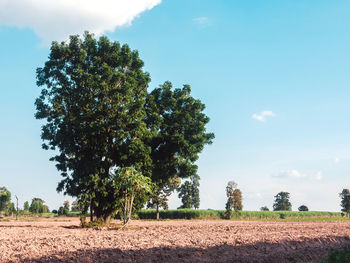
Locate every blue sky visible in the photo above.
<box><xmin>1</xmin><ymin>0</ymin><xmax>350</xmax><ymax>211</ymax></box>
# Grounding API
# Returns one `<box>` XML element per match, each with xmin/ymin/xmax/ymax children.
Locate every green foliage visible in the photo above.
<box><xmin>147</xmin><ymin>177</ymin><xmax>181</xmax><ymax>219</ymax></box>
<box><xmin>339</xmin><ymin>189</ymin><xmax>350</xmax><ymax>216</ymax></box>
<box><xmin>57</xmin><ymin>207</ymin><xmax>69</xmax><ymax>215</ymax></box>
<box><xmin>144</xmin><ymin>81</ymin><xmax>213</xmax><ymax>211</ymax></box>
<box><xmin>136</xmin><ymin>209</ymin><xmax>344</xmax><ymax>220</ymax></box>
<box><xmin>260</xmin><ymin>206</ymin><xmax>269</xmax><ymax>211</ymax></box>
<box><xmin>23</xmin><ymin>201</ymin><xmax>29</xmax><ymax>212</ymax></box>
<box><xmin>35</xmin><ymin>32</ymin><xmax>214</xmax><ymax>223</ymax></box>
<box><xmin>71</xmin><ymin>200</ymin><xmax>82</xmax><ymax>212</ymax></box>
<box><xmin>177</xmin><ymin>175</ymin><xmax>201</xmax><ymax>209</ymax></box>
<box><xmin>29</xmin><ymin>198</ymin><xmax>49</xmax><ymax>214</ymax></box>
<box><xmin>0</xmin><ymin>187</ymin><xmax>11</xmax><ymax>216</ymax></box>
<box><xmin>319</xmin><ymin>247</ymin><xmax>350</xmax><ymax>263</ymax></box>
<box><xmin>178</xmin><ymin>181</ymin><xmax>193</xmax><ymax>209</ymax></box>
<box><xmin>6</xmin><ymin>202</ymin><xmax>16</xmax><ymax>216</ymax></box>
<box><xmin>273</xmin><ymin>192</ymin><xmax>292</xmax><ymax>211</ymax></box>
<box><xmin>298</xmin><ymin>205</ymin><xmax>309</xmax><ymax>211</ymax></box>
<box><xmin>63</xmin><ymin>200</ymin><xmax>70</xmax><ymax>210</ymax></box>
<box><xmin>115</xmin><ymin>167</ymin><xmax>153</xmax><ymax>225</ymax></box>
<box><xmin>35</xmin><ymin>32</ymin><xmax>152</xmax><ymax>223</ymax></box>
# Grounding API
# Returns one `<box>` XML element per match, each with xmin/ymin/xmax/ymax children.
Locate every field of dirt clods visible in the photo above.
<box><xmin>1</xmin><ymin>218</ymin><xmax>350</xmax><ymax>262</ymax></box>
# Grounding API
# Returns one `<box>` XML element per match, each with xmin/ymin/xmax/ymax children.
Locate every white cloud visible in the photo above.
<box><xmin>0</xmin><ymin>0</ymin><xmax>161</xmax><ymax>43</ymax></box>
<box><xmin>193</xmin><ymin>17</ymin><xmax>211</xmax><ymax>27</ymax></box>
<box><xmin>334</xmin><ymin>157</ymin><xmax>340</xmax><ymax>164</ymax></box>
<box><xmin>252</xmin><ymin>110</ymin><xmax>276</xmax><ymax>122</ymax></box>
<box><xmin>273</xmin><ymin>170</ymin><xmax>323</xmax><ymax>181</ymax></box>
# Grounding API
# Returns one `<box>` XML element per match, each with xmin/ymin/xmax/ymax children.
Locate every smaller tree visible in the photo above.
<box><xmin>147</xmin><ymin>177</ymin><xmax>181</xmax><ymax>219</ymax></box>
<box><xmin>340</xmin><ymin>189</ymin><xmax>350</xmax><ymax>217</ymax></box>
<box><xmin>298</xmin><ymin>205</ymin><xmax>309</xmax><ymax>211</ymax></box>
<box><xmin>29</xmin><ymin>198</ymin><xmax>48</xmax><ymax>214</ymax></box>
<box><xmin>177</xmin><ymin>181</ymin><xmax>193</xmax><ymax>209</ymax></box>
<box><xmin>177</xmin><ymin>175</ymin><xmax>201</xmax><ymax>209</ymax></box>
<box><xmin>58</xmin><ymin>206</ymin><xmax>69</xmax><ymax>216</ymax></box>
<box><xmin>6</xmin><ymin>203</ymin><xmax>16</xmax><ymax>216</ymax></box>
<box><xmin>23</xmin><ymin>201</ymin><xmax>30</xmax><ymax>212</ymax></box>
<box><xmin>63</xmin><ymin>200</ymin><xmax>70</xmax><ymax>210</ymax></box>
<box><xmin>224</xmin><ymin>181</ymin><xmax>243</xmax><ymax>219</ymax></box>
<box><xmin>273</xmin><ymin>192</ymin><xmax>292</xmax><ymax>211</ymax></box>
<box><xmin>115</xmin><ymin>167</ymin><xmax>153</xmax><ymax>225</ymax></box>
<box><xmin>191</xmin><ymin>175</ymin><xmax>200</xmax><ymax>209</ymax></box>
<box><xmin>0</xmin><ymin>187</ymin><xmax>11</xmax><ymax>217</ymax></box>
<box><xmin>260</xmin><ymin>206</ymin><xmax>269</xmax><ymax>211</ymax></box>
<box><xmin>71</xmin><ymin>200</ymin><xmax>82</xmax><ymax>212</ymax></box>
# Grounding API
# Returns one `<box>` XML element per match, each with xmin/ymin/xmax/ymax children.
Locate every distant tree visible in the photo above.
<box><xmin>232</xmin><ymin>189</ymin><xmax>243</xmax><ymax>212</ymax></box>
<box><xmin>58</xmin><ymin>206</ymin><xmax>69</xmax><ymax>216</ymax></box>
<box><xmin>191</xmin><ymin>175</ymin><xmax>200</xmax><ymax>209</ymax></box>
<box><xmin>71</xmin><ymin>200</ymin><xmax>82</xmax><ymax>212</ymax></box>
<box><xmin>63</xmin><ymin>200</ymin><xmax>70</xmax><ymax>210</ymax></box>
<box><xmin>224</xmin><ymin>181</ymin><xmax>243</xmax><ymax>219</ymax></box>
<box><xmin>6</xmin><ymin>203</ymin><xmax>16</xmax><ymax>216</ymax></box>
<box><xmin>29</xmin><ymin>198</ymin><xmax>49</xmax><ymax>213</ymax></box>
<box><xmin>52</xmin><ymin>209</ymin><xmax>58</xmax><ymax>214</ymax></box>
<box><xmin>23</xmin><ymin>201</ymin><xmax>30</xmax><ymax>212</ymax></box>
<box><xmin>147</xmin><ymin>177</ymin><xmax>181</xmax><ymax>219</ymax></box>
<box><xmin>298</xmin><ymin>205</ymin><xmax>309</xmax><ymax>211</ymax></box>
<box><xmin>177</xmin><ymin>175</ymin><xmax>201</xmax><ymax>209</ymax></box>
<box><xmin>340</xmin><ymin>189</ymin><xmax>350</xmax><ymax>217</ymax></box>
<box><xmin>0</xmin><ymin>187</ymin><xmax>11</xmax><ymax>217</ymax></box>
<box><xmin>273</xmin><ymin>192</ymin><xmax>292</xmax><ymax>211</ymax></box>
<box><xmin>260</xmin><ymin>206</ymin><xmax>269</xmax><ymax>211</ymax></box>
<box><xmin>177</xmin><ymin>181</ymin><xmax>193</xmax><ymax>209</ymax></box>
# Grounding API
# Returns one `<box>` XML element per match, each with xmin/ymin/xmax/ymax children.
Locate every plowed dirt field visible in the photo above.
<box><xmin>1</xmin><ymin>218</ymin><xmax>350</xmax><ymax>262</ymax></box>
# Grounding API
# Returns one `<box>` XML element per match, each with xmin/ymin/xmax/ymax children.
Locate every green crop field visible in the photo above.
<box><xmin>136</xmin><ymin>209</ymin><xmax>347</xmax><ymax>221</ymax></box>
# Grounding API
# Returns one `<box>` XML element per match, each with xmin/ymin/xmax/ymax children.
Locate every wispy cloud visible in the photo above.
<box><xmin>0</xmin><ymin>0</ymin><xmax>161</xmax><ymax>43</ymax></box>
<box><xmin>334</xmin><ymin>157</ymin><xmax>340</xmax><ymax>164</ymax></box>
<box><xmin>193</xmin><ymin>16</ymin><xmax>211</xmax><ymax>27</ymax></box>
<box><xmin>252</xmin><ymin>110</ymin><xmax>276</xmax><ymax>122</ymax></box>
<box><xmin>273</xmin><ymin>170</ymin><xmax>323</xmax><ymax>181</ymax></box>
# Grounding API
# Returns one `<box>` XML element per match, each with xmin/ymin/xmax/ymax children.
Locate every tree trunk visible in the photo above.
<box><xmin>104</xmin><ymin>214</ymin><xmax>112</xmax><ymax>226</ymax></box>
<box><xmin>156</xmin><ymin>203</ymin><xmax>160</xmax><ymax>220</ymax></box>
<box><xmin>90</xmin><ymin>201</ymin><xmax>93</xmax><ymax>222</ymax></box>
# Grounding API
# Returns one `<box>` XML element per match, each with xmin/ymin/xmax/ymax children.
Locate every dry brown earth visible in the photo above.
<box><xmin>1</xmin><ymin>218</ymin><xmax>350</xmax><ymax>262</ymax></box>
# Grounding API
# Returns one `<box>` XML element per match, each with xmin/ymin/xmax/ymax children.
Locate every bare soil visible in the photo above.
<box><xmin>1</xmin><ymin>218</ymin><xmax>350</xmax><ymax>262</ymax></box>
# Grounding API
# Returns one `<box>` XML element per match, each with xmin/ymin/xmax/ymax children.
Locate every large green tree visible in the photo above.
<box><xmin>0</xmin><ymin>187</ymin><xmax>11</xmax><ymax>217</ymax></box>
<box><xmin>35</xmin><ymin>33</ymin><xmax>214</xmax><ymax>224</ymax></box>
<box><xmin>35</xmin><ymin>33</ymin><xmax>151</xmax><ymax>223</ymax></box>
<box><xmin>273</xmin><ymin>192</ymin><xmax>292</xmax><ymax>211</ymax></box>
